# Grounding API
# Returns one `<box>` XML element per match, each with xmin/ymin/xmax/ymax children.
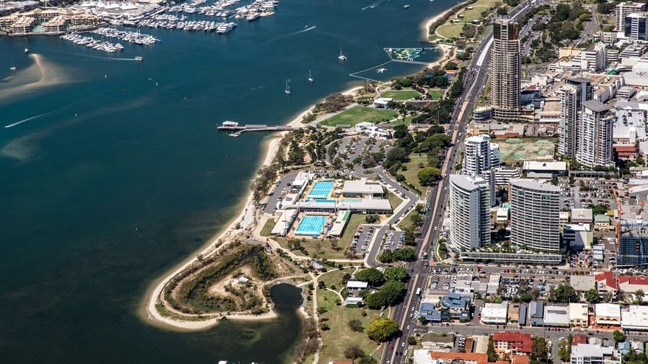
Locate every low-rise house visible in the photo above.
<box><xmin>419</xmin><ymin>301</ymin><xmax>442</xmax><ymax>322</ymax></box>
<box><xmin>528</xmin><ymin>301</ymin><xmax>544</xmax><ymax>326</ymax></box>
<box><xmin>440</xmin><ymin>292</ymin><xmax>471</xmax><ymax>319</ymax></box>
<box><xmin>493</xmin><ymin>331</ymin><xmax>533</xmax><ymax>357</ymax></box>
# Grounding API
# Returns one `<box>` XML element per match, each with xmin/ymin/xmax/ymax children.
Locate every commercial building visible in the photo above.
<box><xmin>493</xmin><ymin>331</ymin><xmax>532</xmax><ymax>356</ymax></box>
<box><xmin>621</xmin><ymin>305</ymin><xmax>648</xmax><ymax>331</ymax></box>
<box><xmin>341</xmin><ymin>179</ymin><xmax>384</xmax><ymax>198</ymax></box>
<box><xmin>569</xmin><ymin>303</ymin><xmax>589</xmax><ymax>328</ymax></box>
<box><xmin>595</xmin><ymin>303</ymin><xmax>621</xmax><ymax>326</ymax></box>
<box><xmin>618</xmin><ymin>275</ymin><xmax>648</xmax><ymax>293</ymax></box>
<box><xmin>528</xmin><ymin>301</ymin><xmax>544</xmax><ymax>326</ymax></box>
<box><xmin>579</xmin><ymin>43</ymin><xmax>607</xmax><ymax>73</ymax></box>
<box><xmin>521</xmin><ymin>161</ymin><xmax>568</xmax><ymax>177</ymax></box>
<box><xmin>481</xmin><ymin>302</ymin><xmax>508</xmax><ymax>325</ymax></box>
<box><xmin>617</xmin><ymin>219</ymin><xmax>648</xmax><ymax>267</ymax></box>
<box><xmin>414</xmin><ymin>350</ymin><xmax>489</xmax><ymax>364</ymax></box>
<box><xmin>491</xmin><ymin>18</ymin><xmax>521</xmax><ymax>121</ymax></box>
<box><xmin>595</xmin><ymin>271</ymin><xmax>618</xmax><ymax>297</ymax></box>
<box><xmin>544</xmin><ymin>305</ymin><xmax>570</xmax><ymax>327</ymax></box>
<box><xmin>440</xmin><ymin>292</ymin><xmax>471</xmax><ymax>319</ymax></box>
<box><xmin>625</xmin><ymin>12</ymin><xmax>648</xmax><ymax>41</ymax></box>
<box><xmin>576</xmin><ymin>100</ymin><xmax>614</xmax><ymax>168</ymax></box>
<box><xmin>449</xmin><ymin>175</ymin><xmax>491</xmax><ymax>251</ymax></box>
<box><xmin>509</xmin><ymin>179</ymin><xmax>561</xmax><ymax>252</ymax></box>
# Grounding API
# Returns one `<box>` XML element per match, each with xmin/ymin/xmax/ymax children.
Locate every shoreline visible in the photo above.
<box><xmin>142</xmin><ymin>8</ymin><xmax>454</xmax><ymax>331</ymax></box>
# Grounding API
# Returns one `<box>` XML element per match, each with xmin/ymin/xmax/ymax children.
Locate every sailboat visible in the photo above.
<box><xmin>284</xmin><ymin>79</ymin><xmax>291</xmax><ymax>94</ymax></box>
<box><xmin>307</xmin><ymin>69</ymin><xmax>314</xmax><ymax>83</ymax></box>
<box><xmin>338</xmin><ymin>48</ymin><xmax>347</xmax><ymax>61</ymax></box>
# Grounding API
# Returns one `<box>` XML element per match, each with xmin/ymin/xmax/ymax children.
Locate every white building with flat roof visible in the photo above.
<box><xmin>595</xmin><ymin>303</ymin><xmax>621</xmax><ymax>326</ymax></box>
<box><xmin>342</xmin><ymin>179</ymin><xmax>384</xmax><ymax>198</ymax></box>
<box><xmin>522</xmin><ymin>161</ymin><xmax>568</xmax><ymax>175</ymax></box>
<box><xmin>544</xmin><ymin>305</ymin><xmax>570</xmax><ymax>327</ymax></box>
<box><xmin>481</xmin><ymin>302</ymin><xmax>508</xmax><ymax>324</ymax></box>
<box><xmin>570</xmin><ymin>343</ymin><xmax>614</xmax><ymax>364</ymax></box>
<box><xmin>621</xmin><ymin>305</ymin><xmax>648</xmax><ymax>331</ymax></box>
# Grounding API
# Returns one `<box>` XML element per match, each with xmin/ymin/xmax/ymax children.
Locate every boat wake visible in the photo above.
<box><xmin>295</xmin><ymin>25</ymin><xmax>316</xmax><ymax>34</ymax></box>
<box><xmin>4</xmin><ymin>113</ymin><xmax>49</xmax><ymax>129</ymax></box>
<box><xmin>361</xmin><ymin>0</ymin><xmax>387</xmax><ymax>10</ymax></box>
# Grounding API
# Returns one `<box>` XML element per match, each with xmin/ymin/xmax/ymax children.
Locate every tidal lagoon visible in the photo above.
<box><xmin>0</xmin><ymin>0</ymin><xmax>455</xmax><ymax>361</ymax></box>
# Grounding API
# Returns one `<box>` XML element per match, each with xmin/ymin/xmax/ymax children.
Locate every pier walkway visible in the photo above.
<box><xmin>217</xmin><ymin>122</ymin><xmax>293</xmax><ymax>136</ymax></box>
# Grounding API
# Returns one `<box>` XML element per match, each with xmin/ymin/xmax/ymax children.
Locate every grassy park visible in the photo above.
<box><xmin>379</xmin><ymin>89</ymin><xmax>420</xmax><ymax>101</ymax></box>
<box><xmin>320</xmin><ymin>106</ymin><xmax>398</xmax><ymax>127</ymax></box>
<box><xmin>317</xmin><ymin>269</ymin><xmax>382</xmax><ymax>362</ymax></box>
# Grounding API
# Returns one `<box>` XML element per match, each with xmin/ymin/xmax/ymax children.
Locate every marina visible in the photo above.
<box><xmin>60</xmin><ymin>33</ymin><xmax>124</xmax><ymax>53</ymax></box>
<box><xmin>91</xmin><ymin>27</ymin><xmax>159</xmax><ymax>45</ymax></box>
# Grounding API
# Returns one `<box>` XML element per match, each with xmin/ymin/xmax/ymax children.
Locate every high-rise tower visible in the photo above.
<box><xmin>491</xmin><ymin>18</ymin><xmax>521</xmax><ymax>121</ymax></box>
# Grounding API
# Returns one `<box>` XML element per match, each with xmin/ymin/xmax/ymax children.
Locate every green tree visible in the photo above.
<box><xmin>444</xmin><ymin>61</ymin><xmax>458</xmax><ymax>70</ymax></box>
<box><xmin>366</xmin><ymin>317</ymin><xmax>400</xmax><ymax>342</ymax></box>
<box><xmin>357</xmin><ymin>355</ymin><xmax>378</xmax><ymax>364</ymax></box>
<box><xmin>623</xmin><ymin>347</ymin><xmax>648</xmax><ymax>364</ymax></box>
<box><xmin>636</xmin><ymin>289</ymin><xmax>645</xmax><ymax>304</ymax></box>
<box><xmin>344</xmin><ymin>344</ymin><xmax>365</xmax><ymax>361</ymax></box>
<box><xmin>613</xmin><ymin>330</ymin><xmax>627</xmax><ymax>343</ymax></box>
<box><xmin>354</xmin><ymin>268</ymin><xmax>385</xmax><ymax>287</ymax></box>
<box><xmin>558</xmin><ymin>335</ymin><xmax>573</xmax><ymax>362</ymax></box>
<box><xmin>384</xmin><ymin>266</ymin><xmax>410</xmax><ymax>282</ymax></box>
<box><xmin>487</xmin><ymin>335</ymin><xmax>498</xmax><ymax>361</ymax></box>
<box><xmin>407</xmin><ymin>336</ymin><xmax>417</xmax><ymax>345</ymax></box>
<box><xmin>531</xmin><ymin>337</ymin><xmax>549</xmax><ymax>363</ymax></box>
<box><xmin>552</xmin><ymin>283</ymin><xmax>578</xmax><ymax>303</ymax></box>
<box><xmin>584</xmin><ymin>288</ymin><xmax>601</xmax><ymax>303</ymax></box>
<box><xmin>366</xmin><ymin>280</ymin><xmax>406</xmax><ymax>309</ymax></box>
<box><xmin>418</xmin><ymin>167</ymin><xmax>442</xmax><ymax>186</ymax></box>
<box><xmin>348</xmin><ymin>319</ymin><xmax>364</xmax><ymax>332</ymax></box>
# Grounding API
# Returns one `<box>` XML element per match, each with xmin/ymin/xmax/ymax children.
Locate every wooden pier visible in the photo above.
<box><xmin>217</xmin><ymin>121</ymin><xmax>293</xmax><ymax>136</ymax></box>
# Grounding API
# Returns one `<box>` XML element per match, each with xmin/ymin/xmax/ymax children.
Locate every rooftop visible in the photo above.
<box><xmin>595</xmin><ymin>303</ymin><xmax>621</xmax><ymax>318</ymax></box>
<box><xmin>583</xmin><ymin>99</ymin><xmax>610</xmax><ymax>113</ymax></box>
<box><xmin>493</xmin><ymin>331</ymin><xmax>532</xmax><ymax>353</ymax></box>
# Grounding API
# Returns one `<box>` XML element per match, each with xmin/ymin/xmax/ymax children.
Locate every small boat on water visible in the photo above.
<box><xmin>134</xmin><ymin>56</ymin><xmax>144</xmax><ymax>61</ymax></box>
<box><xmin>403</xmin><ymin>4</ymin><xmax>410</xmax><ymax>8</ymax></box>
<box><xmin>10</xmin><ymin>66</ymin><xmax>16</xmax><ymax>71</ymax></box>
<box><xmin>338</xmin><ymin>48</ymin><xmax>347</xmax><ymax>61</ymax></box>
<box><xmin>24</xmin><ymin>48</ymin><xmax>29</xmax><ymax>54</ymax></box>
<box><xmin>284</xmin><ymin>79</ymin><xmax>291</xmax><ymax>94</ymax></box>
<box><xmin>307</xmin><ymin>69</ymin><xmax>314</xmax><ymax>83</ymax></box>
<box><xmin>246</xmin><ymin>13</ymin><xmax>260</xmax><ymax>21</ymax></box>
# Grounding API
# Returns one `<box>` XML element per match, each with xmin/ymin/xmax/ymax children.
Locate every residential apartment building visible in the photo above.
<box><xmin>463</xmin><ymin>135</ymin><xmax>493</xmax><ymax>176</ymax></box>
<box><xmin>559</xmin><ymin>78</ymin><xmax>593</xmax><ymax>157</ymax></box>
<box><xmin>570</xmin><ymin>344</ymin><xmax>614</xmax><ymax>364</ymax></box>
<box><xmin>491</xmin><ymin>18</ymin><xmax>521</xmax><ymax>121</ymax></box>
<box><xmin>449</xmin><ymin>175</ymin><xmax>491</xmax><ymax>251</ymax></box>
<box><xmin>576</xmin><ymin>100</ymin><xmax>614</xmax><ymax>168</ymax></box>
<box><xmin>616</xmin><ymin>2</ymin><xmax>646</xmax><ymax>31</ymax></box>
<box><xmin>493</xmin><ymin>331</ymin><xmax>532</xmax><ymax>357</ymax></box>
<box><xmin>509</xmin><ymin>179</ymin><xmax>561</xmax><ymax>252</ymax></box>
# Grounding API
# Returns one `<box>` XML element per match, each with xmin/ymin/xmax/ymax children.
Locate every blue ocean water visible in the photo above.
<box><xmin>0</xmin><ymin>0</ymin><xmax>455</xmax><ymax>361</ymax></box>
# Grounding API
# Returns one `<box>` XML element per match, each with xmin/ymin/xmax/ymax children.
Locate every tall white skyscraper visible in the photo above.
<box><xmin>576</xmin><ymin>100</ymin><xmax>614</xmax><ymax>168</ymax></box>
<box><xmin>509</xmin><ymin>179</ymin><xmax>561</xmax><ymax>252</ymax></box>
<box><xmin>491</xmin><ymin>18</ymin><xmax>521</xmax><ymax>121</ymax></box>
<box><xmin>449</xmin><ymin>175</ymin><xmax>491</xmax><ymax>251</ymax></box>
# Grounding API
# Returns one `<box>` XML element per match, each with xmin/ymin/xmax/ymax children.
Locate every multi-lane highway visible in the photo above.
<box><xmin>383</xmin><ymin>2</ymin><xmax>539</xmax><ymax>362</ymax></box>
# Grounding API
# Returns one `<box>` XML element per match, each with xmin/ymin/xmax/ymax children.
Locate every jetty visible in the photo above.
<box><xmin>217</xmin><ymin>121</ymin><xmax>292</xmax><ymax>136</ymax></box>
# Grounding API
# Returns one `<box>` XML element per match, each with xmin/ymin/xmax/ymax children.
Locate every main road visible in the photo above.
<box><xmin>384</xmin><ymin>2</ymin><xmax>539</xmax><ymax>363</ymax></box>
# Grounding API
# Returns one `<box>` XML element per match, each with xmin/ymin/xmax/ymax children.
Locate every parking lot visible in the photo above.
<box><xmin>382</xmin><ymin>231</ymin><xmax>404</xmax><ymax>251</ymax></box>
<box><xmin>352</xmin><ymin>225</ymin><xmax>376</xmax><ymax>254</ymax></box>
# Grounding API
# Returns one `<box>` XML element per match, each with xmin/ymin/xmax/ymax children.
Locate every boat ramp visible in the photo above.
<box><xmin>217</xmin><ymin>121</ymin><xmax>292</xmax><ymax>136</ymax></box>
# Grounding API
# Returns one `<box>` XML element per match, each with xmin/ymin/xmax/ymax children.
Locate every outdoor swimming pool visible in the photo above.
<box><xmin>307</xmin><ymin>181</ymin><xmax>334</xmax><ymax>199</ymax></box>
<box><xmin>295</xmin><ymin>215</ymin><xmax>327</xmax><ymax>236</ymax></box>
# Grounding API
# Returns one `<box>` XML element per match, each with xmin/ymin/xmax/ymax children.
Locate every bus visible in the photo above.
<box><xmin>415</xmin><ymin>288</ymin><xmax>421</xmax><ymax>297</ymax></box>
